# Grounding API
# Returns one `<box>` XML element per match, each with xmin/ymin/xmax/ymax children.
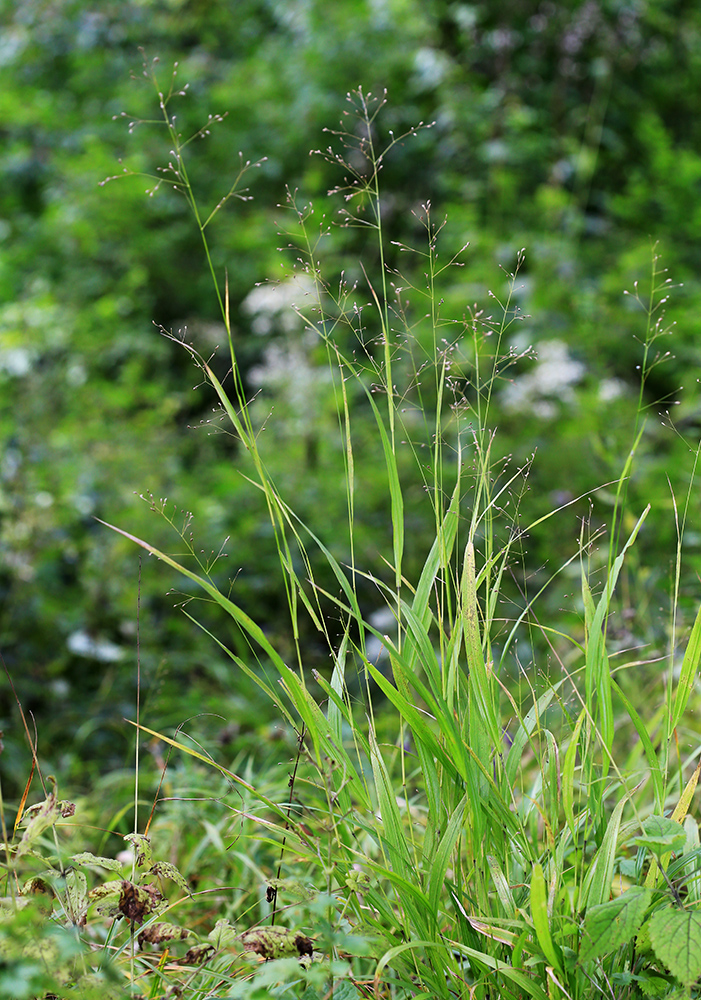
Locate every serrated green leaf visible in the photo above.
<box><xmin>65</xmin><ymin>869</ymin><xmax>88</xmax><ymax>927</ymax></box>
<box><xmin>636</xmin><ymin>973</ymin><xmax>676</xmax><ymax>999</ymax></box>
<box><xmin>208</xmin><ymin>918</ymin><xmax>238</xmax><ymax>949</ymax></box>
<box><xmin>123</xmin><ymin>833</ymin><xmax>153</xmax><ymax>868</ymax></box>
<box><xmin>15</xmin><ymin>786</ymin><xmax>62</xmax><ymax>859</ymax></box>
<box><xmin>636</xmin><ymin>816</ymin><xmax>687</xmax><ymax>855</ymax></box>
<box><xmin>300</xmin><ymin>988</ymin><xmax>321</xmax><ymax>1000</ymax></box>
<box><xmin>648</xmin><ymin>907</ymin><xmax>701</xmax><ymax>987</ymax></box>
<box><xmin>645</xmin><ymin>766</ymin><xmax>701</xmax><ymax>888</ymax></box>
<box><xmin>138</xmin><ymin>921</ymin><xmax>190</xmax><ymax>946</ymax></box>
<box><xmin>580</xmin><ymin>887</ymin><xmax>651</xmax><ymax>962</ymax></box>
<box><xmin>670</xmin><ymin>602</ymin><xmax>701</xmax><ymax>732</ymax></box>
<box><xmin>88</xmin><ymin>881</ymin><xmax>122</xmax><ymax>900</ymax></box>
<box><xmin>71</xmin><ymin>852</ymin><xmax>123</xmax><ymax>872</ymax></box>
<box><xmin>267</xmin><ymin>877</ymin><xmax>318</xmax><ymax>902</ymax></box>
<box><xmin>330</xmin><ymin>982</ymin><xmax>359</xmax><ymax>1000</ymax></box>
<box><xmin>149</xmin><ymin>861</ymin><xmax>189</xmax><ymax>894</ymax></box>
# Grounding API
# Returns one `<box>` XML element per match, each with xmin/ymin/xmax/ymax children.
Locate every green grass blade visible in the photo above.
<box><xmin>366</xmin><ymin>392</ymin><xmax>404</xmax><ymax>590</ymax></box>
<box><xmin>611</xmin><ymin>679</ymin><xmax>664</xmax><ymax>813</ymax></box>
<box><xmin>670</xmin><ymin>601</ymin><xmax>701</xmax><ymax>733</ymax></box>
<box><xmin>562</xmin><ymin>708</ymin><xmax>586</xmax><ymax>837</ymax></box>
<box><xmin>367</xmin><ymin>726</ymin><xmax>412</xmax><ymax>882</ymax></box>
<box><xmin>530</xmin><ymin>862</ymin><xmax>561</xmax><ymax>971</ymax></box>
<box><xmin>505</xmin><ymin>686</ymin><xmax>559</xmax><ymax>788</ymax></box>
<box><xmin>182</xmin><ymin>610</ymin><xmax>295</xmax><ymax>725</ymax></box>
<box><xmin>125</xmin><ymin>721</ymin><xmax>305</xmax><ymax>838</ymax></box>
<box><xmin>328</xmin><ymin>629</ymin><xmax>350</xmax><ymax>744</ymax></box>
<box><xmin>461</xmin><ymin>540</ymin><xmax>501</xmax><ymax>765</ymax></box>
<box><xmin>411</xmin><ymin>475</ymin><xmax>461</xmax><ymax>628</ymax></box>
<box><xmin>581</xmin><ymin>796</ymin><xmax>626</xmax><ymax>909</ymax></box>
<box><xmin>584</xmin><ymin>505</ymin><xmax>650</xmax><ymax>770</ymax></box>
<box><xmin>486</xmin><ymin>855</ymin><xmax>517</xmax><ymax>919</ymax></box>
<box><xmin>426</xmin><ymin>795</ymin><xmax>467</xmax><ymax>917</ymax></box>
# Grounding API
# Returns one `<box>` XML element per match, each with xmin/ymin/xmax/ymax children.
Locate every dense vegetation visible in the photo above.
<box><xmin>1</xmin><ymin>2</ymin><xmax>701</xmax><ymax>997</ymax></box>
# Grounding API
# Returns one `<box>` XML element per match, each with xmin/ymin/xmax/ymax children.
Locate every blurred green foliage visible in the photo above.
<box><xmin>1</xmin><ymin>0</ymin><xmax>700</xmax><ymax>795</ymax></box>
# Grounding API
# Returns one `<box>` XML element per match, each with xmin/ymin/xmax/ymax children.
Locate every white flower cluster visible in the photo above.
<box><xmin>244</xmin><ymin>277</ymin><xmax>329</xmax><ymax>435</ymax></box>
<box><xmin>242</xmin><ymin>276</ymin><xmax>316</xmax><ymax>336</ymax></box>
<box><xmin>249</xmin><ymin>335</ymin><xmax>330</xmax><ymax>434</ymax></box>
<box><xmin>501</xmin><ymin>339</ymin><xmax>586</xmax><ymax>419</ymax></box>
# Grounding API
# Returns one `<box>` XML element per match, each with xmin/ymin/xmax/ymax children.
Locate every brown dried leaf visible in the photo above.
<box><xmin>138</xmin><ymin>922</ymin><xmax>190</xmax><ymax>948</ymax></box>
<box><xmin>181</xmin><ymin>943</ymin><xmax>215</xmax><ymax>965</ymax></box>
<box><xmin>241</xmin><ymin>926</ymin><xmax>313</xmax><ymax>960</ymax></box>
<box><xmin>118</xmin><ymin>880</ymin><xmax>163</xmax><ymax>926</ymax></box>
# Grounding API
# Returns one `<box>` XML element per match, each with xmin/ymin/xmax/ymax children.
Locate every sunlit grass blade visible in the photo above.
<box><xmin>366</xmin><ymin>391</ymin><xmax>404</xmax><ymax>592</ymax></box>
<box><xmin>530</xmin><ymin>862</ymin><xmax>562</xmax><ymax>972</ymax></box>
<box><xmin>611</xmin><ymin>679</ymin><xmax>664</xmax><ymax>813</ymax></box>
<box><xmin>562</xmin><ymin>708</ymin><xmax>586</xmax><ymax>838</ymax></box>
<box><xmin>581</xmin><ymin>796</ymin><xmax>626</xmax><ymax>908</ymax></box>
<box><xmin>426</xmin><ymin>795</ymin><xmax>467</xmax><ymax>917</ymax></box>
<box><xmin>669</xmin><ymin>601</ymin><xmax>701</xmax><ymax>734</ymax></box>
<box><xmin>645</xmin><ymin>762</ymin><xmax>701</xmax><ymax>888</ymax></box>
<box><xmin>584</xmin><ymin>505</ymin><xmax>650</xmax><ymax>775</ymax></box>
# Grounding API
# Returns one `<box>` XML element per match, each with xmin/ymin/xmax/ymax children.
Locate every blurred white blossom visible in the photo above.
<box><xmin>249</xmin><ymin>333</ymin><xmax>330</xmax><ymax>435</ymax></box>
<box><xmin>245</xmin><ymin>276</ymin><xmax>330</xmax><ymax>438</ymax></box>
<box><xmin>598</xmin><ymin>377</ymin><xmax>625</xmax><ymax>402</ymax></box>
<box><xmin>0</xmin><ymin>345</ymin><xmax>33</xmax><ymax>376</ymax></box>
<box><xmin>242</xmin><ymin>276</ymin><xmax>315</xmax><ymax>336</ymax></box>
<box><xmin>502</xmin><ymin>339</ymin><xmax>586</xmax><ymax>418</ymax></box>
<box><xmin>67</xmin><ymin>629</ymin><xmax>125</xmax><ymax>662</ymax></box>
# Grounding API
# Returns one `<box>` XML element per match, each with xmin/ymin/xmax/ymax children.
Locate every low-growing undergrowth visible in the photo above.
<box><xmin>2</xmin><ymin>59</ymin><xmax>701</xmax><ymax>1000</ymax></box>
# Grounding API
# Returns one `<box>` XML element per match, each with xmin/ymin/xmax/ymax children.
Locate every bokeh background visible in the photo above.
<box><xmin>1</xmin><ymin>0</ymin><xmax>700</xmax><ymax>796</ymax></box>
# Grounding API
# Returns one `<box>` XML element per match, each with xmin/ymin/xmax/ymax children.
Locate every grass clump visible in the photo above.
<box><xmin>2</xmin><ymin>59</ymin><xmax>701</xmax><ymax>1000</ymax></box>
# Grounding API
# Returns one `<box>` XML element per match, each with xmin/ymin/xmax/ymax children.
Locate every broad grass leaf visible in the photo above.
<box><xmin>505</xmin><ymin>685</ymin><xmax>558</xmax><ymax>787</ymax></box>
<box><xmin>411</xmin><ymin>476</ymin><xmax>461</xmax><ymax>630</ymax></box>
<box><xmin>670</xmin><ymin>602</ymin><xmax>701</xmax><ymax>733</ymax></box>
<box><xmin>562</xmin><ymin>708</ymin><xmax>586</xmax><ymax>837</ymax></box>
<box><xmin>583</xmin><ymin>505</ymin><xmax>649</xmax><ymax>769</ymax></box>
<box><xmin>682</xmin><ymin>816</ymin><xmax>701</xmax><ymax>905</ymax></box>
<box><xmin>426</xmin><ymin>795</ymin><xmax>467</xmax><ymax>917</ymax></box>
<box><xmin>530</xmin><ymin>862</ymin><xmax>561</xmax><ymax>971</ymax></box>
<box><xmin>445</xmin><ymin>940</ymin><xmax>550</xmax><ymax>1000</ymax></box>
<box><xmin>328</xmin><ymin>630</ymin><xmax>349</xmax><ymax>744</ymax></box>
<box><xmin>367</xmin><ymin>726</ymin><xmax>412</xmax><ymax>882</ymax></box>
<box><xmin>467</xmin><ymin>916</ymin><xmax>519</xmax><ymax>947</ymax></box>
<box><xmin>611</xmin><ymin>679</ymin><xmax>664</xmax><ymax>813</ymax></box>
<box><xmin>648</xmin><ymin>907</ymin><xmax>701</xmax><ymax>987</ymax></box>
<box><xmin>366</xmin><ymin>391</ymin><xmax>404</xmax><ymax>589</ymax></box>
<box><xmin>580</xmin><ymin>886</ymin><xmax>651</xmax><ymax>962</ymax></box>
<box><xmin>486</xmin><ymin>855</ymin><xmax>517</xmax><ymax>919</ymax></box>
<box><xmin>581</xmin><ymin>796</ymin><xmax>626</xmax><ymax>909</ymax></box>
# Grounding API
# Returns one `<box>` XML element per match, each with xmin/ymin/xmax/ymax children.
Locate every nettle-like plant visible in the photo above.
<box><xmin>6</xmin><ymin>55</ymin><xmax>701</xmax><ymax>1000</ymax></box>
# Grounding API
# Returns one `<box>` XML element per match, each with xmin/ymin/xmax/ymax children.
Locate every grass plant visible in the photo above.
<box><xmin>2</xmin><ymin>59</ymin><xmax>701</xmax><ymax>1000</ymax></box>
